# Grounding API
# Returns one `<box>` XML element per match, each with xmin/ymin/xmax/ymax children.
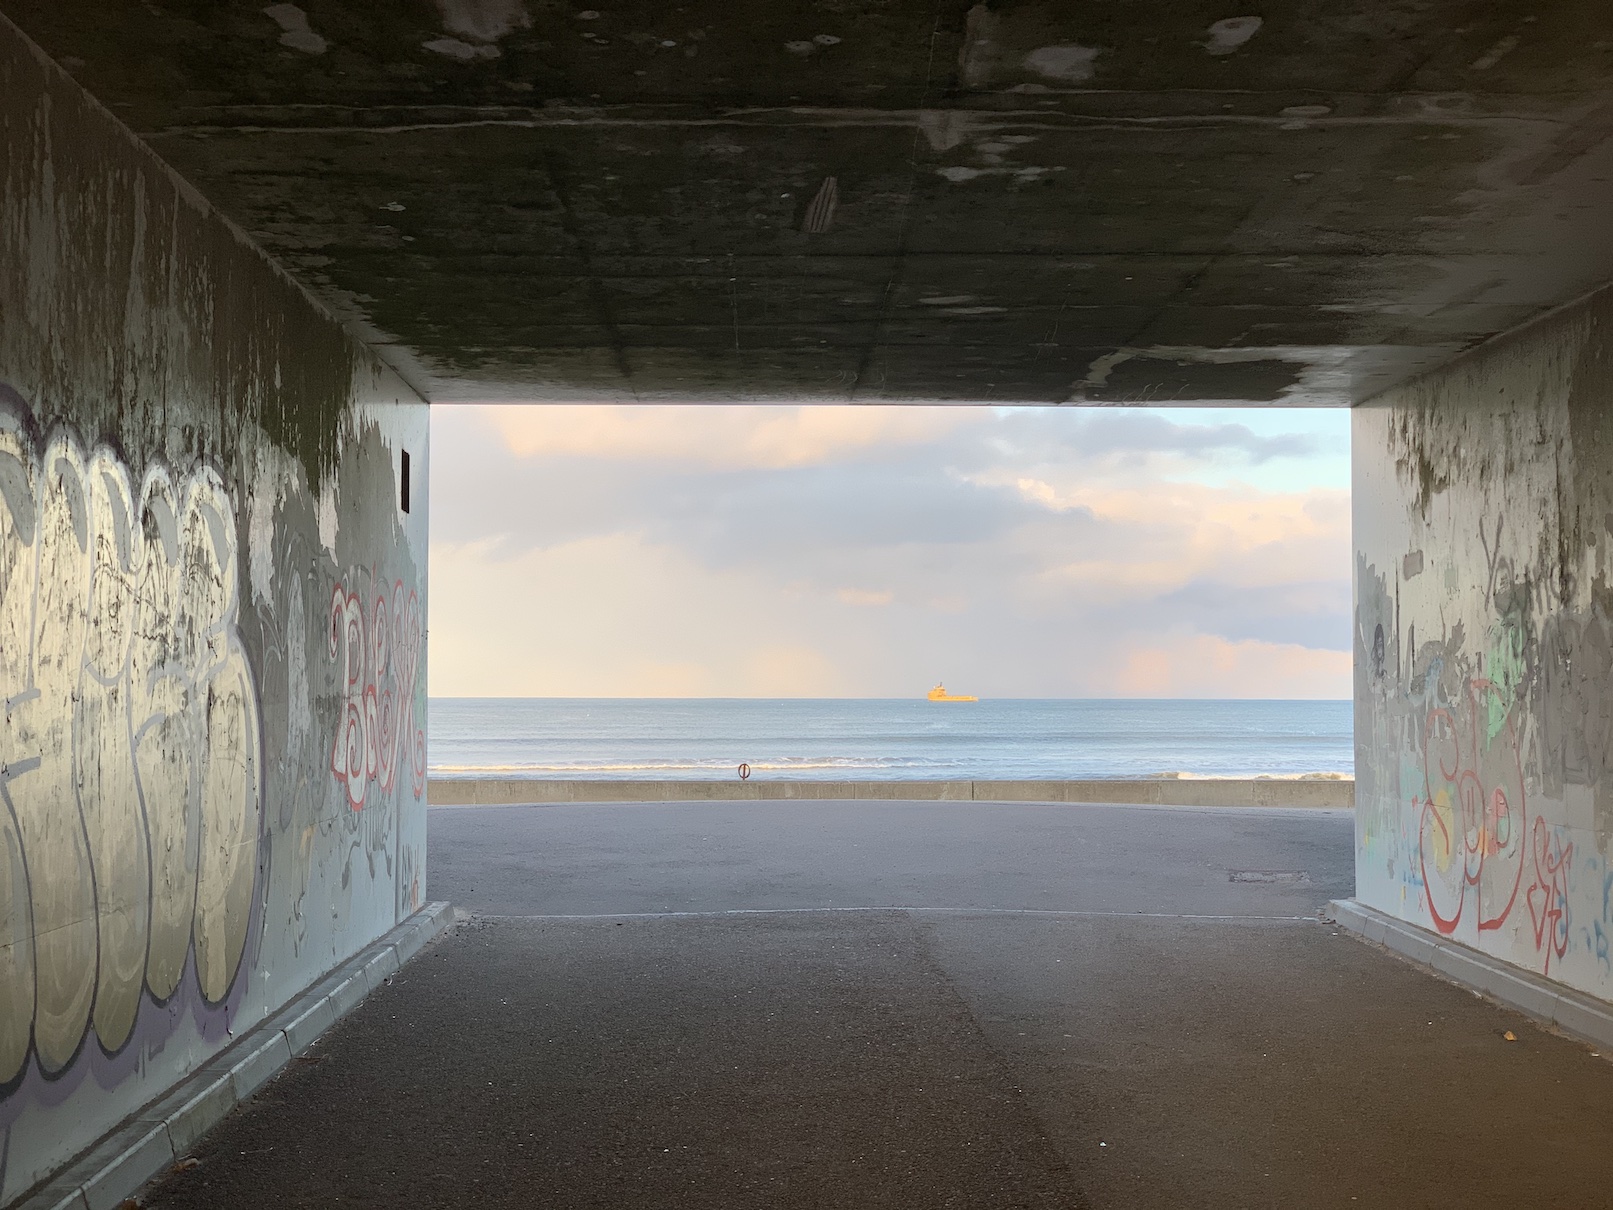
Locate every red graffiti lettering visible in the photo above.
<box><xmin>1526</xmin><ymin>818</ymin><xmax>1573</xmax><ymax>975</ymax></box>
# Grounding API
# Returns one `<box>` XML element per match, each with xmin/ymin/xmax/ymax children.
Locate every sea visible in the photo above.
<box><xmin>428</xmin><ymin>698</ymin><xmax>1353</xmax><ymax>781</ymax></box>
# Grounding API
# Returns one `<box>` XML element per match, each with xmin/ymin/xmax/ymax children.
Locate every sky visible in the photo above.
<box><xmin>428</xmin><ymin>404</ymin><xmax>1351</xmax><ymax>699</ymax></box>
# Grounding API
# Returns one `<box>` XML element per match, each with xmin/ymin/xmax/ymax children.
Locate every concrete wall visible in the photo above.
<box><xmin>1354</xmin><ymin>282</ymin><xmax>1613</xmax><ymax>998</ymax></box>
<box><xmin>0</xmin><ymin>16</ymin><xmax>428</xmax><ymax>1203</ymax></box>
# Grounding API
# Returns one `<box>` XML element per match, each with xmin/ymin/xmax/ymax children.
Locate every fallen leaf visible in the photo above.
<box><xmin>1503</xmin><ymin>1030</ymin><xmax>1518</xmax><ymax>1042</ymax></box>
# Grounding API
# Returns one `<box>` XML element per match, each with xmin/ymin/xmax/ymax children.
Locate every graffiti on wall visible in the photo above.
<box><xmin>328</xmin><ymin>575</ymin><xmax>426</xmax><ymax>812</ymax></box>
<box><xmin>1526</xmin><ymin>818</ymin><xmax>1574</xmax><ymax>974</ymax></box>
<box><xmin>1357</xmin><ymin>393</ymin><xmax>1613</xmax><ymax>991</ymax></box>
<box><xmin>1398</xmin><ymin>601</ymin><xmax>1585</xmax><ymax>974</ymax></box>
<box><xmin>0</xmin><ymin>392</ymin><xmax>424</xmax><ymax>1202</ymax></box>
<box><xmin>0</xmin><ymin>409</ymin><xmax>263</xmax><ymax>1088</ymax></box>
<box><xmin>1415</xmin><ymin>675</ymin><xmax>1529</xmax><ymax>939</ymax></box>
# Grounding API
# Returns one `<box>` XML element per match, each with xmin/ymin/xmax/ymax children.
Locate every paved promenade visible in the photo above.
<box><xmin>142</xmin><ymin>801</ymin><xmax>1613</xmax><ymax>1209</ymax></box>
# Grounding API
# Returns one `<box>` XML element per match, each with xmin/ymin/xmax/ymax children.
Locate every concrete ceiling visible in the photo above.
<box><xmin>9</xmin><ymin>0</ymin><xmax>1613</xmax><ymax>404</ymax></box>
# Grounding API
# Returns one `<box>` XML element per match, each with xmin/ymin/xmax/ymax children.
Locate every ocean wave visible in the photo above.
<box><xmin>429</xmin><ymin>756</ymin><xmax>966</xmax><ymax>775</ymax></box>
<box><xmin>1149</xmin><ymin>770</ymin><xmax>1351</xmax><ymax>780</ymax></box>
<box><xmin>429</xmin><ymin>765</ymin><xmax>1355</xmax><ymax>781</ymax></box>
<box><xmin>427</xmin><ymin>700</ymin><xmax>1354</xmax><ymax>779</ymax></box>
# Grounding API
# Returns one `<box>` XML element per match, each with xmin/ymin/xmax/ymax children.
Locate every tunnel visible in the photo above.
<box><xmin>3</xmin><ymin>1</ymin><xmax>1613</xmax><ymax>1205</ymax></box>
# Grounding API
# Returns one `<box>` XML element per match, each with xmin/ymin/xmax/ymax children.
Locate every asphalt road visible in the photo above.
<box><xmin>143</xmin><ymin>801</ymin><xmax>1613</xmax><ymax>1209</ymax></box>
<box><xmin>424</xmin><ymin>799</ymin><xmax>1351</xmax><ymax>918</ymax></box>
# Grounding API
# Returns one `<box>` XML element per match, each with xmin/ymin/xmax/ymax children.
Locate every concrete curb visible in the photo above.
<box><xmin>1326</xmin><ymin>898</ymin><xmax>1613</xmax><ymax>1049</ymax></box>
<box><xmin>9</xmin><ymin>902</ymin><xmax>455</xmax><ymax>1210</ymax></box>
<box><xmin>430</xmin><ymin>777</ymin><xmax>1355</xmax><ymax>810</ymax></box>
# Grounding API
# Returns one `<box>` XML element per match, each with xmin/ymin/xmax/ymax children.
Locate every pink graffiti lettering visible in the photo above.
<box><xmin>329</xmin><ymin>575</ymin><xmax>426</xmax><ymax>810</ymax></box>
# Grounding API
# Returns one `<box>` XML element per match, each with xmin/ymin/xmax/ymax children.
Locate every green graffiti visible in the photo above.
<box><xmin>1485</xmin><ymin>624</ymin><xmax>1526</xmax><ymax>741</ymax></box>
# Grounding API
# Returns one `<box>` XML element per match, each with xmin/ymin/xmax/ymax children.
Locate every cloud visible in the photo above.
<box><xmin>1111</xmin><ymin>635</ymin><xmax>1350</xmax><ymax>699</ymax></box>
<box><xmin>484</xmin><ymin>404</ymin><xmax>981</xmax><ymax>469</ymax></box>
<box><xmin>1153</xmin><ymin>578</ymin><xmax>1349</xmax><ymax>650</ymax></box>
<box><xmin>432</xmin><ymin>408</ymin><xmax>1046</xmax><ymax>562</ymax></box>
<box><xmin>429</xmin><ymin>404</ymin><xmax>1351</xmax><ymax>697</ymax></box>
<box><xmin>985</xmin><ymin>408</ymin><xmax>1317</xmax><ymax>466</ymax></box>
<box><xmin>837</xmin><ymin>588</ymin><xmax>894</xmax><ymax>607</ymax></box>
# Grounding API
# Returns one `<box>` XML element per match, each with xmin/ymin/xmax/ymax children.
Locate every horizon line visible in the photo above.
<box><xmin>427</xmin><ymin>695</ymin><xmax>1353</xmax><ymax>703</ymax></box>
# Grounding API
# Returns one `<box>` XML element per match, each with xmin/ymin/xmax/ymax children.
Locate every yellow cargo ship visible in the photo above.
<box><xmin>927</xmin><ymin>683</ymin><xmax>978</xmax><ymax>702</ymax></box>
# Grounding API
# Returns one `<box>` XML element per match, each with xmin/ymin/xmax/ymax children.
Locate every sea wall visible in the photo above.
<box><xmin>0</xmin><ymin>16</ymin><xmax>428</xmax><ymax>1203</ymax></box>
<box><xmin>1354</xmin><ymin>280</ymin><xmax>1613</xmax><ymax>998</ymax></box>
<box><xmin>429</xmin><ymin>778</ymin><xmax>1354</xmax><ymax>809</ymax></box>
